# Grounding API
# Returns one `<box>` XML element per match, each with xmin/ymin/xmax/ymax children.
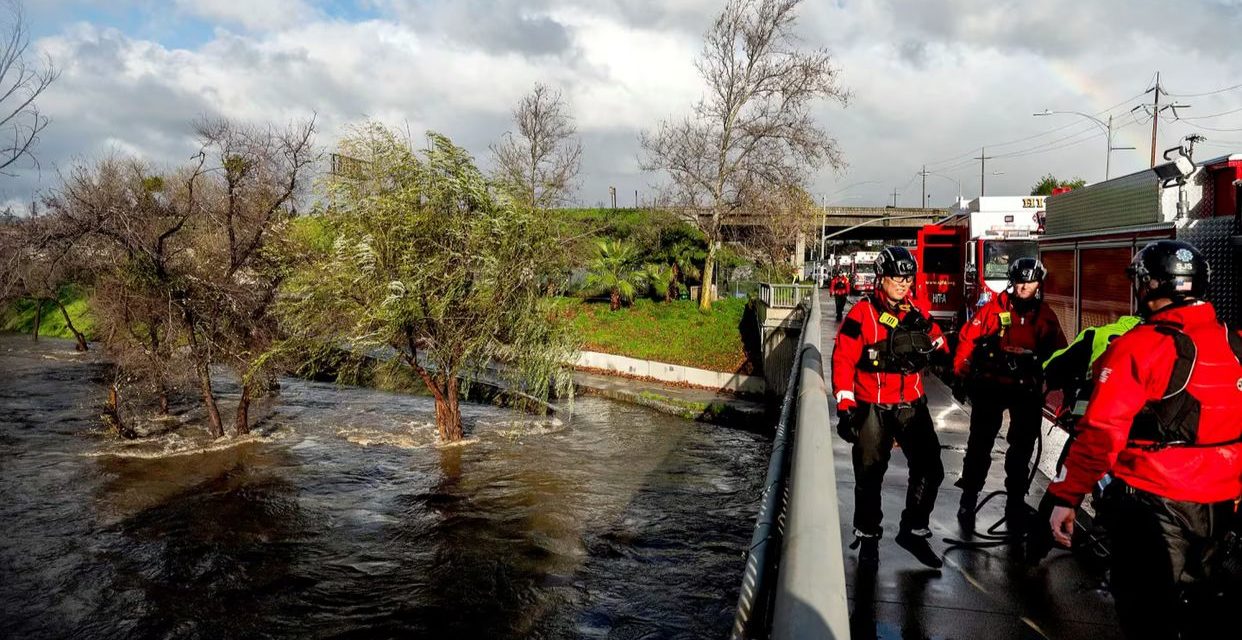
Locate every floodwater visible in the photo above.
<box><xmin>0</xmin><ymin>335</ymin><xmax>770</xmax><ymax>639</ymax></box>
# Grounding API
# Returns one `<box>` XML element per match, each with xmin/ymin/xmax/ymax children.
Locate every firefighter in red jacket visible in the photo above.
<box><xmin>952</xmin><ymin>257</ymin><xmax>1067</xmax><ymax>531</ymax></box>
<box><xmin>1047</xmin><ymin>240</ymin><xmax>1242</xmax><ymax>640</ymax></box>
<box><xmin>833</xmin><ymin>246</ymin><xmax>950</xmax><ymax>568</ymax></box>
<box><xmin>829</xmin><ymin>272</ymin><xmax>851</xmax><ymax>321</ymax></box>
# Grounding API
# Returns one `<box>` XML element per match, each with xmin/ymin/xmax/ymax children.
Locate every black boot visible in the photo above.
<box><xmin>896</xmin><ymin>529</ymin><xmax>943</xmax><ymax>569</ymax></box>
<box><xmin>1005</xmin><ymin>499</ymin><xmax>1028</xmax><ymax>534</ymax></box>
<box><xmin>858</xmin><ymin>537</ymin><xmax>879</xmax><ymax>566</ymax></box>
<box><xmin>850</xmin><ymin>531</ymin><xmax>881</xmax><ymax>567</ymax></box>
<box><xmin>957</xmin><ymin>491</ymin><xmax>978</xmax><ymax>534</ymax></box>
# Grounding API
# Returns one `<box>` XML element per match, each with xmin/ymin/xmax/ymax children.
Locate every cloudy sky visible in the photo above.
<box><xmin>7</xmin><ymin>0</ymin><xmax>1242</xmax><ymax>210</ymax></box>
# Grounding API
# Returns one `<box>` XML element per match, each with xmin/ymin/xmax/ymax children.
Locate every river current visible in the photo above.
<box><xmin>0</xmin><ymin>335</ymin><xmax>770</xmax><ymax>639</ymax></box>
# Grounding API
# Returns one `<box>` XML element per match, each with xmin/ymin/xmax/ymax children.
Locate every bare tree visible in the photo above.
<box><xmin>47</xmin><ymin>117</ymin><xmax>317</xmax><ymax>440</ymax></box>
<box><xmin>172</xmin><ymin>117</ymin><xmax>317</xmax><ymax>437</ymax></box>
<box><xmin>492</xmin><ymin>83</ymin><xmax>582</xmax><ymax>209</ymax></box>
<box><xmin>48</xmin><ymin>156</ymin><xmax>193</xmax><ymax>434</ymax></box>
<box><xmin>8</xmin><ymin>208</ymin><xmax>91</xmax><ymax>350</ymax></box>
<box><xmin>641</xmin><ymin>0</ymin><xmax>847</xmax><ymax>310</ymax></box>
<box><xmin>735</xmin><ymin>184</ymin><xmax>816</xmax><ymax>280</ymax></box>
<box><xmin>0</xmin><ymin>0</ymin><xmax>57</xmax><ymax>176</ymax></box>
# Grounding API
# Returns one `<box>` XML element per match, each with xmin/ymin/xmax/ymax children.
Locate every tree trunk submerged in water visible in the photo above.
<box><xmin>406</xmin><ymin>354</ymin><xmax>465</xmax><ymax>444</ymax></box>
<box><xmin>194</xmin><ymin>356</ymin><xmax>224</xmax><ymax>438</ymax></box>
<box><xmin>56</xmin><ymin>300</ymin><xmax>88</xmax><ymax>351</ymax></box>
<box><xmin>32</xmin><ymin>299</ymin><xmax>42</xmax><ymax>341</ymax></box>
<box><xmin>434</xmin><ymin>376</ymin><xmax>464</xmax><ymax>442</ymax></box>
<box><xmin>234</xmin><ymin>382</ymin><xmax>252</xmax><ymax>436</ymax></box>
<box><xmin>105</xmin><ymin>382</ymin><xmax>138</xmax><ymax>439</ymax></box>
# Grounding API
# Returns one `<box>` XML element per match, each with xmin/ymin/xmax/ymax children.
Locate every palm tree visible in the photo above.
<box><xmin>585</xmin><ymin>239</ymin><xmax>648</xmax><ymax>311</ymax></box>
<box><xmin>656</xmin><ymin>226</ymin><xmax>705</xmax><ymax>299</ymax></box>
<box><xmin>643</xmin><ymin>263</ymin><xmax>676</xmax><ymax>302</ymax></box>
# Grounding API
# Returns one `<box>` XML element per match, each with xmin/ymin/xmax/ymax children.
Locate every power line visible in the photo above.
<box><xmin>1165</xmin><ymin>81</ymin><xmax>1242</xmax><ymax>98</ymax></box>
<box><xmin>922</xmin><ymin>90</ymin><xmax>1147</xmax><ymax>168</ymax></box>
<box><xmin>1178</xmin><ymin>104</ymin><xmax>1242</xmax><ymax>121</ymax></box>
<box><xmin>990</xmin><ymin>123</ymin><xmax>1106</xmax><ymax>159</ymax></box>
<box><xmin>1176</xmin><ymin>120</ymin><xmax>1242</xmax><ymax>133</ymax></box>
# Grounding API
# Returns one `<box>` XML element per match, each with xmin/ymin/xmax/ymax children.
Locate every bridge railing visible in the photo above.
<box><xmin>759</xmin><ymin>283</ymin><xmax>817</xmax><ymax>309</ymax></box>
<box><xmin>732</xmin><ymin>292</ymin><xmax>849</xmax><ymax>639</ymax></box>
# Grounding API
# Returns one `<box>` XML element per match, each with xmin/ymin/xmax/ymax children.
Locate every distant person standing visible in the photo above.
<box><xmin>832</xmin><ymin>246</ymin><xmax>949</xmax><ymax>568</ymax></box>
<box><xmin>830</xmin><ymin>271</ymin><xmax>851</xmax><ymax>321</ymax></box>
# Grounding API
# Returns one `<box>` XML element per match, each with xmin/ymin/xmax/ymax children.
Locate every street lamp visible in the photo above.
<box><xmin>1034</xmin><ymin>109</ymin><xmax>1136</xmax><ymax>180</ymax></box>
<box><xmin>924</xmin><ymin>172</ymin><xmax>962</xmax><ymax>204</ymax></box>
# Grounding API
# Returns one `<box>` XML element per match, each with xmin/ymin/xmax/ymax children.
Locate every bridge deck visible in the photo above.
<box><xmin>819</xmin><ymin>291</ymin><xmax>1122</xmax><ymax>640</ymax></box>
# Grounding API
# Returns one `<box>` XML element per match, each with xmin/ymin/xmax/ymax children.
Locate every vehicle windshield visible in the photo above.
<box><xmin>982</xmin><ymin>240</ymin><xmax>1038</xmax><ymax>280</ymax></box>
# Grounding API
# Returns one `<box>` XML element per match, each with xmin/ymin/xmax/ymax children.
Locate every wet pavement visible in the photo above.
<box><xmin>821</xmin><ymin>292</ymin><xmax>1121</xmax><ymax>640</ymax></box>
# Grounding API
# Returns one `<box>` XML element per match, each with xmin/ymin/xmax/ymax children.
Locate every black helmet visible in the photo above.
<box><xmin>874</xmin><ymin>246</ymin><xmax>917</xmax><ymax>278</ymax></box>
<box><xmin>1008</xmin><ymin>257</ymin><xmax>1047</xmax><ymax>284</ymax></box>
<box><xmin>1126</xmin><ymin>240</ymin><xmax>1210</xmax><ymax>305</ymax></box>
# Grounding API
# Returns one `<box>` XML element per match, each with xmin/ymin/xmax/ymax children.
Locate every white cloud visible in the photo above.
<box><xmin>173</xmin><ymin>0</ymin><xmax>319</xmax><ymax>31</ymax></box>
<box><xmin>7</xmin><ymin>0</ymin><xmax>1242</xmax><ymax>210</ymax></box>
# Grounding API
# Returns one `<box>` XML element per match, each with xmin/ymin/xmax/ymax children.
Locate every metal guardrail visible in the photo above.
<box><xmin>759</xmin><ymin>283</ymin><xmax>817</xmax><ymax>309</ymax></box>
<box><xmin>731</xmin><ymin>292</ymin><xmax>849</xmax><ymax>639</ymax></box>
<box><xmin>731</xmin><ymin>298</ymin><xmax>806</xmax><ymax>639</ymax></box>
<box><xmin>772</xmin><ymin>292</ymin><xmax>850</xmax><ymax>638</ymax></box>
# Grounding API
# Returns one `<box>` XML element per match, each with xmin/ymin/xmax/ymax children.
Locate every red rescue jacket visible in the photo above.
<box><xmin>832</xmin><ymin>295</ymin><xmax>948</xmax><ymax>406</ymax></box>
<box><xmin>830</xmin><ymin>276</ymin><xmax>851</xmax><ymax>296</ymax></box>
<box><xmin>1047</xmin><ymin>301</ymin><xmax>1242</xmax><ymax>506</ymax></box>
<box><xmin>953</xmin><ymin>291</ymin><xmax>1067</xmax><ymax>380</ymax></box>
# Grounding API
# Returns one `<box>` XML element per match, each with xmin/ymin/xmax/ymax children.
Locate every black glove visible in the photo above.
<box><xmin>951</xmin><ymin>378</ymin><xmax>969</xmax><ymax>405</ymax></box>
<box><xmin>836</xmin><ymin>409</ymin><xmax>856</xmax><ymax>443</ymax></box>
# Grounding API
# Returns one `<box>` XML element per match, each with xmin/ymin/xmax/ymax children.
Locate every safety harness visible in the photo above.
<box><xmin>1126</xmin><ymin>322</ymin><xmax>1242</xmax><ymax>451</ymax></box>
<box><xmin>857</xmin><ymin>299</ymin><xmax>937</xmax><ymax>375</ymax></box>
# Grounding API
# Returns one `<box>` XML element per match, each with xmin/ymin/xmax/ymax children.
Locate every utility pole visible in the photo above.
<box><xmin>974</xmin><ymin>147</ymin><xmax>993</xmax><ymax>196</ymax></box>
<box><xmin>890</xmin><ymin>188</ymin><xmax>900</xmax><ymax>207</ymax></box>
<box><xmin>1149</xmin><ymin>72</ymin><xmax>1161</xmax><ymax>168</ymax></box>
<box><xmin>1133</xmin><ymin>72</ymin><xmax>1190</xmax><ymax>168</ymax></box>
<box><xmin>921</xmin><ymin>164</ymin><xmax>927</xmax><ymax>210</ymax></box>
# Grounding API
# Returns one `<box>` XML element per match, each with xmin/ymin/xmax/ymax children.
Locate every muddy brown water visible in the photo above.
<box><xmin>0</xmin><ymin>335</ymin><xmax>770</xmax><ymax>639</ymax></box>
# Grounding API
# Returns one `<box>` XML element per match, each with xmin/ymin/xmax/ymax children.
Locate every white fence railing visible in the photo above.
<box><xmin>758</xmin><ymin>283</ymin><xmax>817</xmax><ymax>309</ymax></box>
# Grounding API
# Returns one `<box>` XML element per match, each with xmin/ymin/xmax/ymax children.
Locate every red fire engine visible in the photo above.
<box><xmin>1039</xmin><ymin>149</ymin><xmax>1241</xmax><ymax>337</ymax></box>
<box><xmin>914</xmin><ymin>196</ymin><xmax>1046</xmax><ymax>334</ymax></box>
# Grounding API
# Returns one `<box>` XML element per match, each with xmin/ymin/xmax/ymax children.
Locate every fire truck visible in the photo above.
<box><xmin>1039</xmin><ymin>148</ymin><xmax>1242</xmax><ymax>338</ymax></box>
<box><xmin>914</xmin><ymin>196</ymin><xmax>1046</xmax><ymax>334</ymax></box>
<box><xmin>850</xmin><ymin>250</ymin><xmax>879</xmax><ymax>295</ymax></box>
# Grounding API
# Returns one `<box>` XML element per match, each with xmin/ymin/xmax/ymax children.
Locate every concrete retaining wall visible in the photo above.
<box><xmin>575</xmin><ymin>350</ymin><xmax>766</xmax><ymax>395</ymax></box>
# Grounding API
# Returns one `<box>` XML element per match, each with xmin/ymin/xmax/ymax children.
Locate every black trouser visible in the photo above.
<box><xmin>849</xmin><ymin>399</ymin><xmax>944</xmax><ymax>536</ymax></box>
<box><xmin>833</xmin><ymin>294</ymin><xmax>848</xmax><ymax>319</ymax></box>
<box><xmin>1101</xmin><ymin>481</ymin><xmax>1233</xmax><ymax>640</ymax></box>
<box><xmin>956</xmin><ymin>379</ymin><xmax>1043</xmax><ymax>497</ymax></box>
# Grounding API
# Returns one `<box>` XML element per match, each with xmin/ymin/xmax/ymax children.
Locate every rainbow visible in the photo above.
<box><xmin>1047</xmin><ymin>60</ymin><xmax>1150</xmax><ymax>154</ymax></box>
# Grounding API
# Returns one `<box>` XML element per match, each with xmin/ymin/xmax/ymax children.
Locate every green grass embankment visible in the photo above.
<box><xmin>2</xmin><ymin>287</ymin><xmax>95</xmax><ymax>340</ymax></box>
<box><xmin>557</xmin><ymin>297</ymin><xmax>757</xmax><ymax>374</ymax></box>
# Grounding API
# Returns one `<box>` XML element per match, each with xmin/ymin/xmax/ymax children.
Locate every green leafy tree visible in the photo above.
<box><xmin>642</xmin><ymin>263</ymin><xmax>676</xmax><ymax>302</ymax></box>
<box><xmin>654</xmin><ymin>224</ymin><xmax>706</xmax><ymax>298</ymax></box>
<box><xmin>585</xmin><ymin>239</ymin><xmax>649</xmax><ymax>311</ymax></box>
<box><xmin>280</xmin><ymin>124</ymin><xmax>575</xmax><ymax>443</ymax></box>
<box><xmin>1030</xmin><ymin>173</ymin><xmax>1086</xmax><ymax>196</ymax></box>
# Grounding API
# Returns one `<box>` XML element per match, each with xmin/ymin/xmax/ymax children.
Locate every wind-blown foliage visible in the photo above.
<box><xmin>280</xmin><ymin>124</ymin><xmax>576</xmax><ymax>442</ymax></box>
